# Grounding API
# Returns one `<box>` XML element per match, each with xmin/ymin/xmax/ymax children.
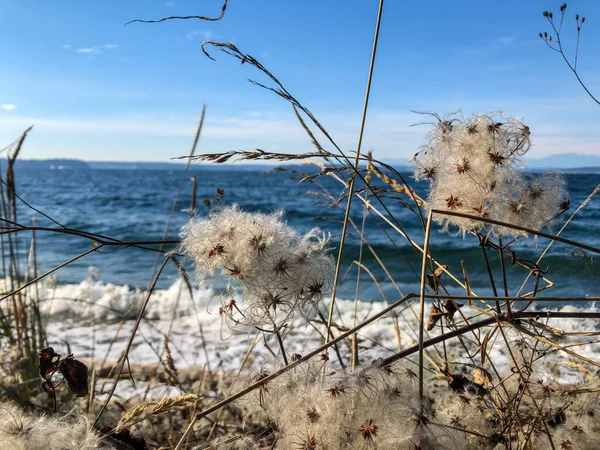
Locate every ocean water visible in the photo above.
<box><xmin>3</xmin><ymin>166</ymin><xmax>600</xmax><ymax>374</ymax></box>
<box><xmin>8</xmin><ymin>166</ymin><xmax>600</xmax><ymax>297</ymax></box>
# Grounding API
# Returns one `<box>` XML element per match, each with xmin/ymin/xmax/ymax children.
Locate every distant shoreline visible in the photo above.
<box><xmin>7</xmin><ymin>158</ymin><xmax>600</xmax><ymax>173</ymax></box>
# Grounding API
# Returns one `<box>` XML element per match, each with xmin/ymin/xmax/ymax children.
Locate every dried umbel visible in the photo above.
<box><xmin>180</xmin><ymin>205</ymin><xmax>335</xmax><ymax>331</ymax></box>
<box><xmin>412</xmin><ymin>112</ymin><xmax>568</xmax><ymax>238</ymax></box>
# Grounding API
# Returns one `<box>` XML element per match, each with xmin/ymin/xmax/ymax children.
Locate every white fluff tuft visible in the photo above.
<box><xmin>0</xmin><ymin>402</ymin><xmax>103</xmax><ymax>450</ymax></box>
<box><xmin>180</xmin><ymin>205</ymin><xmax>335</xmax><ymax>332</ymax></box>
<box><xmin>412</xmin><ymin>112</ymin><xmax>569</xmax><ymax>238</ymax></box>
<box><xmin>231</xmin><ymin>360</ymin><xmax>467</xmax><ymax>449</ymax></box>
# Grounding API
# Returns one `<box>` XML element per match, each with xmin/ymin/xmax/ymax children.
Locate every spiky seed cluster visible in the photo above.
<box><xmin>232</xmin><ymin>361</ymin><xmax>466</xmax><ymax>449</ymax></box>
<box><xmin>180</xmin><ymin>205</ymin><xmax>334</xmax><ymax>331</ymax></box>
<box><xmin>435</xmin><ymin>371</ymin><xmax>600</xmax><ymax>450</ymax></box>
<box><xmin>412</xmin><ymin>112</ymin><xmax>568</xmax><ymax>238</ymax></box>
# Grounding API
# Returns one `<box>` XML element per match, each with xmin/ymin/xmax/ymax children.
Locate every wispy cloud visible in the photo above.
<box><xmin>1</xmin><ymin>104</ymin><xmax>17</xmax><ymax>112</ymax></box>
<box><xmin>185</xmin><ymin>30</ymin><xmax>213</xmax><ymax>40</ymax></box>
<box><xmin>0</xmin><ymin>114</ymin><xmax>303</xmax><ymax>140</ymax></box>
<box><xmin>452</xmin><ymin>36</ymin><xmax>516</xmax><ymax>56</ymax></box>
<box><xmin>0</xmin><ymin>111</ymin><xmax>449</xmax><ymax>159</ymax></box>
<box><xmin>72</xmin><ymin>44</ymin><xmax>119</xmax><ymax>55</ymax></box>
<box><xmin>1</xmin><ymin>102</ymin><xmax>598</xmax><ymax>159</ymax></box>
<box><xmin>76</xmin><ymin>47</ymin><xmax>103</xmax><ymax>55</ymax></box>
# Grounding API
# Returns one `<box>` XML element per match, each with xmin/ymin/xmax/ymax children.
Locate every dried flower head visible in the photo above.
<box><xmin>231</xmin><ymin>360</ymin><xmax>467</xmax><ymax>450</ymax></box>
<box><xmin>181</xmin><ymin>205</ymin><xmax>335</xmax><ymax>331</ymax></box>
<box><xmin>359</xmin><ymin>419</ymin><xmax>378</xmax><ymax>441</ymax></box>
<box><xmin>412</xmin><ymin>112</ymin><xmax>568</xmax><ymax>238</ymax></box>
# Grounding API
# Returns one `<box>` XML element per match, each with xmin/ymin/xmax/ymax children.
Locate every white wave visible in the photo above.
<box><xmin>3</xmin><ymin>277</ymin><xmax>599</xmax><ymax>385</ymax></box>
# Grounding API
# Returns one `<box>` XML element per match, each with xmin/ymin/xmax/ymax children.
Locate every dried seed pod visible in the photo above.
<box><xmin>442</xmin><ymin>300</ymin><xmax>464</xmax><ymax>320</ymax></box>
<box><xmin>426</xmin><ymin>265</ymin><xmax>447</xmax><ymax>290</ymax></box>
<box><xmin>59</xmin><ymin>356</ymin><xmax>89</xmax><ymax>397</ymax></box>
<box><xmin>39</xmin><ymin>347</ymin><xmax>89</xmax><ymax>397</ymax></box>
<box><xmin>39</xmin><ymin>347</ymin><xmax>60</xmax><ymax>378</ymax></box>
<box><xmin>446</xmin><ymin>373</ymin><xmax>487</xmax><ymax>396</ymax></box>
<box><xmin>427</xmin><ymin>304</ymin><xmax>447</xmax><ymax>331</ymax></box>
<box><xmin>98</xmin><ymin>427</ymin><xmax>148</xmax><ymax>450</ymax></box>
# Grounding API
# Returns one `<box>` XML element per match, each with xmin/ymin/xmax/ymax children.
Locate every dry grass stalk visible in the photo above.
<box><xmin>163</xmin><ymin>335</ymin><xmax>179</xmax><ymax>387</ymax></box>
<box><xmin>118</xmin><ymin>393</ymin><xmax>201</xmax><ymax>430</ymax></box>
<box><xmin>367</xmin><ymin>158</ymin><xmax>427</xmax><ymax>207</ymax></box>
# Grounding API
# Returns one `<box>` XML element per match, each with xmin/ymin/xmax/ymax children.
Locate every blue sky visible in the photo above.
<box><xmin>1</xmin><ymin>0</ymin><xmax>599</xmax><ymax>162</ymax></box>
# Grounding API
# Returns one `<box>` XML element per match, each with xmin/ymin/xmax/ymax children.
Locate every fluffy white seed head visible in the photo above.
<box><xmin>180</xmin><ymin>205</ymin><xmax>335</xmax><ymax>331</ymax></box>
<box><xmin>231</xmin><ymin>360</ymin><xmax>467</xmax><ymax>450</ymax></box>
<box><xmin>412</xmin><ymin>112</ymin><xmax>568</xmax><ymax>238</ymax></box>
<box><xmin>0</xmin><ymin>402</ymin><xmax>101</xmax><ymax>450</ymax></box>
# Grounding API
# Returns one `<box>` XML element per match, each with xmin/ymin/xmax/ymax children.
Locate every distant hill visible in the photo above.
<box><xmin>5</xmin><ymin>153</ymin><xmax>600</xmax><ymax>172</ymax></box>
<box><xmin>86</xmin><ymin>161</ymin><xmax>188</xmax><ymax>170</ymax></box>
<box><xmin>383</xmin><ymin>153</ymin><xmax>600</xmax><ymax>172</ymax></box>
<box><xmin>524</xmin><ymin>153</ymin><xmax>600</xmax><ymax>170</ymax></box>
<box><xmin>87</xmin><ymin>160</ymin><xmax>272</xmax><ymax>171</ymax></box>
<box><xmin>6</xmin><ymin>159</ymin><xmax>270</xmax><ymax>171</ymax></box>
<box><xmin>11</xmin><ymin>159</ymin><xmax>91</xmax><ymax>170</ymax></box>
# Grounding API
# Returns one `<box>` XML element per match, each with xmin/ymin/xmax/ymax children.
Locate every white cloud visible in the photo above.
<box><xmin>527</xmin><ymin>136</ymin><xmax>600</xmax><ymax>157</ymax></box>
<box><xmin>69</xmin><ymin>44</ymin><xmax>117</xmax><ymax>55</ymax></box>
<box><xmin>452</xmin><ymin>36</ymin><xmax>516</xmax><ymax>55</ymax></box>
<box><xmin>76</xmin><ymin>47</ymin><xmax>102</xmax><ymax>55</ymax></box>
<box><xmin>498</xmin><ymin>36</ymin><xmax>515</xmax><ymax>46</ymax></box>
<box><xmin>1</xmin><ymin>104</ymin><xmax>17</xmax><ymax>112</ymax></box>
<box><xmin>0</xmin><ymin>103</ymin><xmax>598</xmax><ymax>159</ymax></box>
<box><xmin>0</xmin><ymin>114</ymin><xmax>303</xmax><ymax>140</ymax></box>
<box><xmin>0</xmin><ymin>111</ymin><xmax>443</xmax><ymax>160</ymax></box>
<box><xmin>185</xmin><ymin>30</ymin><xmax>213</xmax><ymax>40</ymax></box>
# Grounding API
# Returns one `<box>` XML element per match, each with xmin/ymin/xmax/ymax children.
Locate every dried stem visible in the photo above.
<box><xmin>93</xmin><ymin>255</ymin><xmax>172</xmax><ymax>426</ymax></box>
<box><xmin>125</xmin><ymin>0</ymin><xmax>228</xmax><ymax>25</ymax></box>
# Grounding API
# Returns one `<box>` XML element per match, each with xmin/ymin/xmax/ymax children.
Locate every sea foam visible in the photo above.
<box><xmin>2</xmin><ymin>277</ymin><xmax>598</xmax><ymax>384</ymax></box>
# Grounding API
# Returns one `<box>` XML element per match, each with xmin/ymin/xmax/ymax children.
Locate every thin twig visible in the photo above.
<box><xmin>433</xmin><ymin>209</ymin><xmax>600</xmax><ymax>255</ymax></box>
<box><xmin>192</xmin><ymin>293</ymin><xmax>419</xmax><ymax>422</ymax></box>
<box><xmin>0</xmin><ymin>246</ymin><xmax>100</xmax><ymax>303</ymax></box>
<box><xmin>93</xmin><ymin>255</ymin><xmax>172</xmax><ymax>427</ymax></box>
<box><xmin>126</xmin><ymin>0</ymin><xmax>228</xmax><ymax>25</ymax></box>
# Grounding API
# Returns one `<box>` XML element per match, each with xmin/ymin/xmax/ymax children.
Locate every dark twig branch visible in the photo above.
<box><xmin>0</xmin><ymin>225</ymin><xmax>178</xmax><ymax>253</ymax></box>
<box><xmin>436</xmin><ymin>209</ymin><xmax>600</xmax><ymax>255</ymax></box>
<box><xmin>125</xmin><ymin>0</ymin><xmax>228</xmax><ymax>25</ymax></box>
<box><xmin>540</xmin><ymin>5</ymin><xmax>598</xmax><ymax>105</ymax></box>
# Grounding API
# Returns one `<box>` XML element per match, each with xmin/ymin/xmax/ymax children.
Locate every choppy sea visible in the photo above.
<box><xmin>3</xmin><ymin>165</ymin><xmax>600</xmax><ymax>377</ymax></box>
